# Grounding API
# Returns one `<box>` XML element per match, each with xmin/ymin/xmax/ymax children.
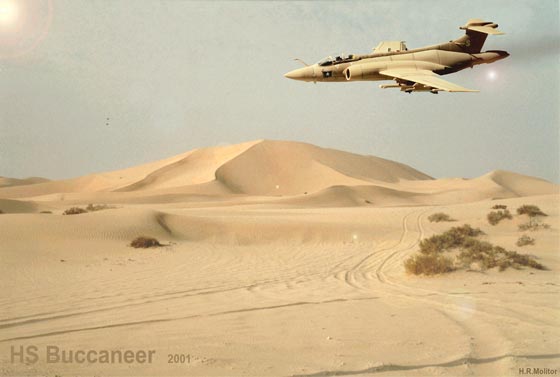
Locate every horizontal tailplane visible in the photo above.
<box><xmin>454</xmin><ymin>19</ymin><xmax>505</xmax><ymax>53</ymax></box>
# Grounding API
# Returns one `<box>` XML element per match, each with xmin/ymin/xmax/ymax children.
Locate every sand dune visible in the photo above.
<box><xmin>0</xmin><ymin>176</ymin><xmax>49</xmax><ymax>188</ymax></box>
<box><xmin>278</xmin><ymin>185</ymin><xmax>423</xmax><ymax>207</ymax></box>
<box><xmin>0</xmin><ymin>139</ymin><xmax>432</xmax><ymax>199</ymax></box>
<box><xmin>0</xmin><ymin>198</ymin><xmax>39</xmax><ymax>213</ymax></box>
<box><xmin>0</xmin><ymin>141</ymin><xmax>556</xmax><ymax>209</ymax></box>
<box><xmin>115</xmin><ymin>140</ymin><xmax>261</xmax><ymax>192</ymax></box>
<box><xmin>1</xmin><ymin>194</ymin><xmax>558</xmax><ymax>376</ymax></box>
<box><xmin>214</xmin><ymin>140</ymin><xmax>432</xmax><ymax>195</ymax></box>
<box><xmin>481</xmin><ymin>169</ymin><xmax>559</xmax><ymax>197</ymax></box>
<box><xmin>1</xmin><ymin>140</ymin><xmax>559</xmax><ymax>376</ymax></box>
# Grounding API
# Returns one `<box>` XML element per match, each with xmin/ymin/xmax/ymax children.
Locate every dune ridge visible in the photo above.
<box><xmin>0</xmin><ymin>176</ymin><xmax>49</xmax><ymax>188</ymax></box>
<box><xmin>0</xmin><ymin>140</ymin><xmax>557</xmax><ymax>208</ymax></box>
<box><xmin>1</xmin><ymin>142</ymin><xmax>559</xmax><ymax>377</ymax></box>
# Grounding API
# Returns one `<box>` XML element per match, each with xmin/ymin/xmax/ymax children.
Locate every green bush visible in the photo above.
<box><xmin>427</xmin><ymin>212</ymin><xmax>455</xmax><ymax>223</ymax></box>
<box><xmin>487</xmin><ymin>209</ymin><xmax>513</xmax><ymax>225</ymax></box>
<box><xmin>517</xmin><ymin>205</ymin><xmax>547</xmax><ymax>217</ymax></box>
<box><xmin>63</xmin><ymin>207</ymin><xmax>87</xmax><ymax>215</ymax></box>
<box><xmin>516</xmin><ymin>235</ymin><xmax>535</xmax><ymax>247</ymax></box>
<box><xmin>130</xmin><ymin>236</ymin><xmax>162</xmax><ymax>248</ymax></box>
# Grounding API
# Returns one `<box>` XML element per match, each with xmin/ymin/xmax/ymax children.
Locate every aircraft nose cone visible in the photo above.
<box><xmin>284</xmin><ymin>67</ymin><xmax>313</xmax><ymax>81</ymax></box>
<box><xmin>493</xmin><ymin>50</ymin><xmax>510</xmax><ymax>58</ymax></box>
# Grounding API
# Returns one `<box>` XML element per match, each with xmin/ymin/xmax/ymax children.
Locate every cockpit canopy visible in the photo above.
<box><xmin>317</xmin><ymin>53</ymin><xmax>355</xmax><ymax>66</ymax></box>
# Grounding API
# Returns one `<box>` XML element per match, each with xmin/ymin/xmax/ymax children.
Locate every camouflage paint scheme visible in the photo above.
<box><xmin>284</xmin><ymin>19</ymin><xmax>509</xmax><ymax>93</ymax></box>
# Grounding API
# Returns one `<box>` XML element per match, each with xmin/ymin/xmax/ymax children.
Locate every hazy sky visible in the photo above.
<box><xmin>1</xmin><ymin>0</ymin><xmax>559</xmax><ymax>182</ymax></box>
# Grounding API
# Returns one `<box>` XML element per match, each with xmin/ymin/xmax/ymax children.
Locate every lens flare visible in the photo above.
<box><xmin>0</xmin><ymin>0</ymin><xmax>53</xmax><ymax>60</ymax></box>
<box><xmin>0</xmin><ymin>0</ymin><xmax>18</xmax><ymax>26</ymax></box>
<box><xmin>487</xmin><ymin>70</ymin><xmax>497</xmax><ymax>81</ymax></box>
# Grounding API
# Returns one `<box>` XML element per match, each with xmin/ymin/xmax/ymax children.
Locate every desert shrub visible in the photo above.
<box><xmin>63</xmin><ymin>207</ymin><xmax>87</xmax><ymax>215</ymax></box>
<box><xmin>404</xmin><ymin>253</ymin><xmax>455</xmax><ymax>275</ymax></box>
<box><xmin>0</xmin><ymin>209</ymin><xmax>4</xmax><ymax>214</ymax></box>
<box><xmin>491</xmin><ymin>204</ymin><xmax>508</xmax><ymax>210</ymax></box>
<box><xmin>496</xmin><ymin>250</ymin><xmax>545</xmax><ymax>271</ymax></box>
<box><xmin>458</xmin><ymin>239</ymin><xmax>543</xmax><ymax>271</ymax></box>
<box><xmin>406</xmin><ymin>223</ymin><xmax>544</xmax><ymax>275</ymax></box>
<box><xmin>517</xmin><ymin>205</ymin><xmax>550</xmax><ymax>232</ymax></box>
<box><xmin>516</xmin><ymin>235</ymin><xmax>535</xmax><ymax>247</ymax></box>
<box><xmin>487</xmin><ymin>209</ymin><xmax>513</xmax><ymax>225</ymax></box>
<box><xmin>40</xmin><ymin>211</ymin><xmax>53</xmax><ymax>214</ymax></box>
<box><xmin>517</xmin><ymin>205</ymin><xmax>547</xmax><ymax>217</ymax></box>
<box><xmin>519</xmin><ymin>221</ymin><xmax>551</xmax><ymax>232</ymax></box>
<box><xmin>457</xmin><ymin>240</ymin><xmax>505</xmax><ymax>270</ymax></box>
<box><xmin>130</xmin><ymin>236</ymin><xmax>162</xmax><ymax>248</ymax></box>
<box><xmin>86</xmin><ymin>203</ymin><xmax>114</xmax><ymax>212</ymax></box>
<box><xmin>419</xmin><ymin>224</ymin><xmax>485</xmax><ymax>254</ymax></box>
<box><xmin>448</xmin><ymin>224</ymin><xmax>485</xmax><ymax>238</ymax></box>
<box><xmin>428</xmin><ymin>212</ymin><xmax>455</xmax><ymax>223</ymax></box>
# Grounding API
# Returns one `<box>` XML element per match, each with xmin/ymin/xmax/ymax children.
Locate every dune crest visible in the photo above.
<box><xmin>478</xmin><ymin>169</ymin><xmax>559</xmax><ymax>197</ymax></box>
<box><xmin>215</xmin><ymin>140</ymin><xmax>432</xmax><ymax>195</ymax></box>
<box><xmin>0</xmin><ymin>140</ymin><xmax>557</xmax><ymax>206</ymax></box>
<box><xmin>0</xmin><ymin>176</ymin><xmax>49</xmax><ymax>188</ymax></box>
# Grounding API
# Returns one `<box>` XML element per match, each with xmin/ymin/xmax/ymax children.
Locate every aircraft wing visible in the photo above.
<box><xmin>379</xmin><ymin>69</ymin><xmax>479</xmax><ymax>92</ymax></box>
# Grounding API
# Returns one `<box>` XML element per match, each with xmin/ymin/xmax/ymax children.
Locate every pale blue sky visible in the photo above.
<box><xmin>0</xmin><ymin>0</ymin><xmax>558</xmax><ymax>182</ymax></box>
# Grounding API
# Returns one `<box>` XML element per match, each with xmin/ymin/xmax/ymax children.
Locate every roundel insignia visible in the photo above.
<box><xmin>465</xmin><ymin>39</ymin><xmax>471</xmax><ymax>47</ymax></box>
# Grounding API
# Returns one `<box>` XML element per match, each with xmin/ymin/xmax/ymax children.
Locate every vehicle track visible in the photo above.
<box><xmin>373</xmin><ymin>210</ymin><xmax>559</xmax><ymax>329</ymax></box>
<box><xmin>338</xmin><ymin>210</ymin><xmax>416</xmax><ymax>290</ymax></box>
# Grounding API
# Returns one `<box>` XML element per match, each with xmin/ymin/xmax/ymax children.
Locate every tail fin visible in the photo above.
<box><xmin>454</xmin><ymin>19</ymin><xmax>504</xmax><ymax>53</ymax></box>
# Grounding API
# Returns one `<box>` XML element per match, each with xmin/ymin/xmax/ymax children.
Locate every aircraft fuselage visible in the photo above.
<box><xmin>285</xmin><ymin>43</ymin><xmax>508</xmax><ymax>84</ymax></box>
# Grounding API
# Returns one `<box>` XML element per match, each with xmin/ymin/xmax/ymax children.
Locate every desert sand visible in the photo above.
<box><xmin>0</xmin><ymin>140</ymin><xmax>558</xmax><ymax>376</ymax></box>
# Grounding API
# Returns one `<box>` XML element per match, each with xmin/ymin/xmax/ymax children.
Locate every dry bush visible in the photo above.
<box><xmin>62</xmin><ymin>204</ymin><xmax>114</xmax><ymax>216</ymax></box>
<box><xmin>495</xmin><ymin>250</ymin><xmax>545</xmax><ymax>271</ymax></box>
<box><xmin>406</xmin><ymin>224</ymin><xmax>544</xmax><ymax>275</ymax></box>
<box><xmin>491</xmin><ymin>204</ymin><xmax>508</xmax><ymax>210</ymax></box>
<box><xmin>519</xmin><ymin>221</ymin><xmax>550</xmax><ymax>232</ymax></box>
<box><xmin>419</xmin><ymin>224</ymin><xmax>484</xmax><ymax>254</ymax></box>
<box><xmin>457</xmin><ymin>242</ymin><xmax>500</xmax><ymax>270</ymax></box>
<box><xmin>428</xmin><ymin>212</ymin><xmax>455</xmax><ymax>223</ymax></box>
<box><xmin>0</xmin><ymin>209</ymin><xmax>4</xmax><ymax>214</ymax></box>
<box><xmin>130</xmin><ymin>236</ymin><xmax>162</xmax><ymax>248</ymax></box>
<box><xmin>487</xmin><ymin>209</ymin><xmax>513</xmax><ymax>225</ymax></box>
<box><xmin>516</xmin><ymin>235</ymin><xmax>535</xmax><ymax>247</ymax></box>
<box><xmin>404</xmin><ymin>253</ymin><xmax>455</xmax><ymax>275</ymax></box>
<box><xmin>456</xmin><ymin>239</ymin><xmax>543</xmax><ymax>272</ymax></box>
<box><xmin>63</xmin><ymin>207</ymin><xmax>87</xmax><ymax>215</ymax></box>
<box><xmin>40</xmin><ymin>211</ymin><xmax>53</xmax><ymax>214</ymax></box>
<box><xmin>86</xmin><ymin>203</ymin><xmax>114</xmax><ymax>212</ymax></box>
<box><xmin>517</xmin><ymin>205</ymin><xmax>547</xmax><ymax>217</ymax></box>
<box><xmin>448</xmin><ymin>224</ymin><xmax>485</xmax><ymax>238</ymax></box>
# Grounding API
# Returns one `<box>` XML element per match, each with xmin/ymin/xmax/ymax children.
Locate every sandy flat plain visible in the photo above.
<box><xmin>0</xmin><ymin>140</ymin><xmax>559</xmax><ymax>376</ymax></box>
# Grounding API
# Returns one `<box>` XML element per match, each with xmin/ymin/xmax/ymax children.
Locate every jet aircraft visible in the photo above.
<box><xmin>284</xmin><ymin>19</ymin><xmax>509</xmax><ymax>93</ymax></box>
